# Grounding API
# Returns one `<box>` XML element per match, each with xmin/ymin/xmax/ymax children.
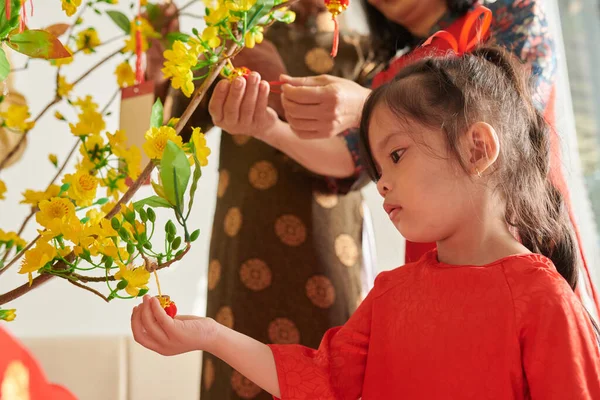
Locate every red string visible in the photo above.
<box><xmin>19</xmin><ymin>0</ymin><xmax>26</xmax><ymax>32</ymax></box>
<box><xmin>5</xmin><ymin>0</ymin><xmax>10</xmax><ymax>20</ymax></box>
<box><xmin>29</xmin><ymin>0</ymin><xmax>33</xmax><ymax>16</ymax></box>
<box><xmin>135</xmin><ymin>0</ymin><xmax>144</xmax><ymax>84</ymax></box>
<box><xmin>330</xmin><ymin>16</ymin><xmax>339</xmax><ymax>57</ymax></box>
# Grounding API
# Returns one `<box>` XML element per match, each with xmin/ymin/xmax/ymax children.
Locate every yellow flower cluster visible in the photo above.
<box><xmin>0</xmin><ymin>229</ymin><xmax>27</xmax><ymax>250</ymax></box>
<box><xmin>143</xmin><ymin>125</ymin><xmax>183</xmax><ymax>160</ymax></box>
<box><xmin>162</xmin><ymin>40</ymin><xmax>203</xmax><ymax>98</ymax></box>
<box><xmin>76</xmin><ymin>28</ymin><xmax>101</xmax><ymax>54</ymax></box>
<box><xmin>114</xmin><ymin>62</ymin><xmax>136</xmax><ymax>88</ymax></box>
<box><xmin>69</xmin><ymin>96</ymin><xmax>106</xmax><ymax>137</ymax></box>
<box><xmin>60</xmin><ymin>0</ymin><xmax>82</xmax><ymax>17</ymax></box>
<box><xmin>0</xmin><ymin>179</ymin><xmax>6</xmax><ymax>200</ymax></box>
<box><xmin>0</xmin><ymin>104</ymin><xmax>35</xmax><ymax>132</ymax></box>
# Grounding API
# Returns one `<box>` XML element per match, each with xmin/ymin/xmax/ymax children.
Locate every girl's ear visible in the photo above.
<box><xmin>463</xmin><ymin>121</ymin><xmax>499</xmax><ymax>176</ymax></box>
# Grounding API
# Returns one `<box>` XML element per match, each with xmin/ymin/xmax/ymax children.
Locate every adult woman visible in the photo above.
<box><xmin>211</xmin><ymin>0</ymin><xmax>600</xmax><ymax>316</ymax></box>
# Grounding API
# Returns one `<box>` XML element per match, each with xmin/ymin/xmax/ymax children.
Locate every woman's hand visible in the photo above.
<box><xmin>208</xmin><ymin>72</ymin><xmax>279</xmax><ymax>140</ymax></box>
<box><xmin>280</xmin><ymin>74</ymin><xmax>372</xmax><ymax>139</ymax></box>
<box><xmin>131</xmin><ymin>295</ymin><xmax>219</xmax><ymax>356</ymax></box>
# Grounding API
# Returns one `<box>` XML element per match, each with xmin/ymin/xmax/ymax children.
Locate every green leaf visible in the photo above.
<box><xmin>146</xmin><ymin>3</ymin><xmax>160</xmax><ymax>24</ymax></box>
<box><xmin>0</xmin><ymin>0</ymin><xmax>20</xmax><ymax>38</ymax></box>
<box><xmin>0</xmin><ymin>48</ymin><xmax>9</xmax><ymax>82</ymax></box>
<box><xmin>7</xmin><ymin>30</ymin><xmax>71</xmax><ymax>59</ymax></box>
<box><xmin>96</xmin><ymin>197</ymin><xmax>109</xmax><ymax>205</ymax></box>
<box><xmin>246</xmin><ymin>0</ymin><xmax>274</xmax><ymax>30</ymax></box>
<box><xmin>160</xmin><ymin>141</ymin><xmax>190</xmax><ymax>212</ymax></box>
<box><xmin>190</xmin><ymin>229</ymin><xmax>200</xmax><ymax>242</ymax></box>
<box><xmin>166</xmin><ymin>32</ymin><xmax>190</xmax><ymax>47</ymax></box>
<box><xmin>150</xmin><ymin>98</ymin><xmax>163</xmax><ymax>128</ymax></box>
<box><xmin>185</xmin><ymin>153</ymin><xmax>203</xmax><ymax>220</ymax></box>
<box><xmin>116</xmin><ymin>279</ymin><xmax>129</xmax><ymax>290</ymax></box>
<box><xmin>133</xmin><ymin>195</ymin><xmax>173</xmax><ymax>211</ymax></box>
<box><xmin>172</xmin><ymin>237</ymin><xmax>181</xmax><ymax>250</ymax></box>
<box><xmin>118</xmin><ymin>227</ymin><xmax>129</xmax><ymax>241</ymax></box>
<box><xmin>138</xmin><ymin>208</ymin><xmax>148</xmax><ymax>222</ymax></box>
<box><xmin>106</xmin><ymin>10</ymin><xmax>131</xmax><ymax>34</ymax></box>
<box><xmin>127</xmin><ymin>242</ymin><xmax>135</xmax><ymax>255</ymax></box>
<box><xmin>105</xmin><ymin>257</ymin><xmax>114</xmax><ymax>268</ymax></box>
<box><xmin>137</xmin><ymin>288</ymin><xmax>149</xmax><ymax>297</ymax></box>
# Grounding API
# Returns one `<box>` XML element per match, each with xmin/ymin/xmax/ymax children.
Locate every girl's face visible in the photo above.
<box><xmin>368</xmin><ymin>104</ymin><xmax>479</xmax><ymax>244</ymax></box>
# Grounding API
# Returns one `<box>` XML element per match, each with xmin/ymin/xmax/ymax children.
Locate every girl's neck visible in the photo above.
<box><xmin>436</xmin><ymin>216</ymin><xmax>531</xmax><ymax>266</ymax></box>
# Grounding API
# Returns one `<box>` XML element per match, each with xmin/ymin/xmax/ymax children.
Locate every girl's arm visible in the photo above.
<box><xmin>131</xmin><ymin>296</ymin><xmax>281</xmax><ymax>397</ymax></box>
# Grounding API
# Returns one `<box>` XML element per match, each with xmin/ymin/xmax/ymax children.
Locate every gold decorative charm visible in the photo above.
<box><xmin>1</xmin><ymin>361</ymin><xmax>30</xmax><ymax>400</ymax></box>
<box><xmin>305</xmin><ymin>47</ymin><xmax>335</xmax><ymax>74</ymax></box>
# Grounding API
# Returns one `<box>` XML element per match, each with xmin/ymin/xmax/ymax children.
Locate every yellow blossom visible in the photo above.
<box><xmin>85</xmin><ymin>208</ymin><xmax>105</xmax><ymax>225</ymax></box>
<box><xmin>69</xmin><ymin>108</ymin><xmax>106</xmax><ymax>136</ymax></box>
<box><xmin>0</xmin><ymin>309</ymin><xmax>16</xmax><ymax>322</ymax></box>
<box><xmin>62</xmin><ymin>170</ymin><xmax>99</xmax><ymax>207</ymax></box>
<box><xmin>76</xmin><ymin>28</ymin><xmax>101</xmax><ymax>54</ymax></box>
<box><xmin>57</xmin><ymin>75</ymin><xmax>74</xmax><ymax>98</ymax></box>
<box><xmin>21</xmin><ymin>184</ymin><xmax>61</xmax><ymax>207</ymax></box>
<box><xmin>19</xmin><ymin>239</ymin><xmax>57</xmax><ymax>274</ymax></box>
<box><xmin>225</xmin><ymin>0</ymin><xmax>256</xmax><ymax>12</ymax></box>
<box><xmin>0</xmin><ymin>179</ymin><xmax>6</xmax><ymax>200</ymax></box>
<box><xmin>115</xmin><ymin>62</ymin><xmax>136</xmax><ymax>88</ymax></box>
<box><xmin>74</xmin><ymin>95</ymin><xmax>99</xmax><ymax>111</ymax></box>
<box><xmin>201</xmin><ymin>26</ymin><xmax>221</xmax><ymax>49</ymax></box>
<box><xmin>114</xmin><ymin>264</ymin><xmax>150</xmax><ymax>296</ymax></box>
<box><xmin>107</xmin><ymin>129</ymin><xmax>127</xmax><ymax>151</ymax></box>
<box><xmin>102</xmin><ymin>169</ymin><xmax>128</xmax><ymax>200</ymax></box>
<box><xmin>61</xmin><ymin>0</ymin><xmax>82</xmax><ymax>16</ymax></box>
<box><xmin>244</xmin><ymin>26</ymin><xmax>264</xmax><ymax>49</ymax></box>
<box><xmin>190</xmin><ymin>127</ymin><xmax>211</xmax><ymax>166</ymax></box>
<box><xmin>143</xmin><ymin>126</ymin><xmax>183</xmax><ymax>160</ymax></box>
<box><xmin>0</xmin><ymin>229</ymin><xmax>27</xmax><ymax>250</ymax></box>
<box><xmin>122</xmin><ymin>145</ymin><xmax>141</xmax><ymax>180</ymax></box>
<box><xmin>162</xmin><ymin>40</ymin><xmax>201</xmax><ymax>97</ymax></box>
<box><xmin>48</xmin><ymin>154</ymin><xmax>58</xmax><ymax>167</ymax></box>
<box><xmin>54</xmin><ymin>111</ymin><xmax>66</xmax><ymax>121</ymax></box>
<box><xmin>0</xmin><ymin>104</ymin><xmax>35</xmax><ymax>131</ymax></box>
<box><xmin>35</xmin><ymin>197</ymin><xmax>77</xmax><ymax>233</ymax></box>
<box><xmin>204</xmin><ymin>4</ymin><xmax>229</xmax><ymax>25</ymax></box>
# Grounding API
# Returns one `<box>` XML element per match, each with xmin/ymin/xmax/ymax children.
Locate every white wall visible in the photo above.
<box><xmin>0</xmin><ymin>0</ymin><xmax>403</xmax><ymax>337</ymax></box>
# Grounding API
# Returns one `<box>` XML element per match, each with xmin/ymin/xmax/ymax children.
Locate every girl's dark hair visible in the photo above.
<box><xmin>363</xmin><ymin>0</ymin><xmax>476</xmax><ymax>62</ymax></box>
<box><xmin>359</xmin><ymin>46</ymin><xmax>579</xmax><ymax>290</ymax></box>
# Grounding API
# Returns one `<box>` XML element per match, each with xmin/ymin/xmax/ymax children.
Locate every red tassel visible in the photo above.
<box><xmin>5</xmin><ymin>0</ymin><xmax>10</xmax><ymax>20</ymax></box>
<box><xmin>330</xmin><ymin>16</ymin><xmax>339</xmax><ymax>58</ymax></box>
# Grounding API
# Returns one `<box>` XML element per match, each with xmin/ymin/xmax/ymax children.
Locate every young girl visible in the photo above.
<box><xmin>131</xmin><ymin>47</ymin><xmax>600</xmax><ymax>398</ymax></box>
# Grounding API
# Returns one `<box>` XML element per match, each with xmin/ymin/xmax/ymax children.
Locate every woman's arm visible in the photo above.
<box><xmin>208</xmin><ymin>76</ymin><xmax>356</xmax><ymax>178</ymax></box>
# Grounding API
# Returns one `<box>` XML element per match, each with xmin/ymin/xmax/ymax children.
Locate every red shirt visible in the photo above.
<box><xmin>269</xmin><ymin>251</ymin><xmax>600</xmax><ymax>399</ymax></box>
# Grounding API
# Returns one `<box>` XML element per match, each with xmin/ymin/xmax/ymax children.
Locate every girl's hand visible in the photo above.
<box><xmin>131</xmin><ymin>295</ymin><xmax>219</xmax><ymax>356</ymax></box>
<box><xmin>209</xmin><ymin>73</ymin><xmax>279</xmax><ymax>141</ymax></box>
<box><xmin>280</xmin><ymin>74</ymin><xmax>372</xmax><ymax>139</ymax></box>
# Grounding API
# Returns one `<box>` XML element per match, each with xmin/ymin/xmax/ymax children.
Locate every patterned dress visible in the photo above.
<box><xmin>171</xmin><ymin>16</ymin><xmax>380</xmax><ymax>400</ymax></box>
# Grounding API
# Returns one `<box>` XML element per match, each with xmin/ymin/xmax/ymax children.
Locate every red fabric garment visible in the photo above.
<box><xmin>0</xmin><ymin>327</ymin><xmax>76</xmax><ymax>399</ymax></box>
<box><xmin>269</xmin><ymin>251</ymin><xmax>600</xmax><ymax>399</ymax></box>
<box><xmin>371</xmin><ymin>4</ymin><xmax>600</xmax><ymax>313</ymax></box>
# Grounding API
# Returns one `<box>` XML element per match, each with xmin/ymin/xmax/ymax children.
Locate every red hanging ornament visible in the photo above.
<box><xmin>5</xmin><ymin>0</ymin><xmax>10</xmax><ymax>20</ymax></box>
<box><xmin>323</xmin><ymin>0</ymin><xmax>349</xmax><ymax>57</ymax></box>
<box><xmin>156</xmin><ymin>295</ymin><xmax>178</xmax><ymax>318</ymax></box>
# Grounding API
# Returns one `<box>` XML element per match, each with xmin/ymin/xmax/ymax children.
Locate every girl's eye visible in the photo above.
<box><xmin>390</xmin><ymin>149</ymin><xmax>405</xmax><ymax>163</ymax></box>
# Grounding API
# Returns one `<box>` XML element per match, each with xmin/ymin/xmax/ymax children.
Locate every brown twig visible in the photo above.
<box><xmin>67</xmin><ymin>279</ymin><xmax>110</xmax><ymax>302</ymax></box>
<box><xmin>71</xmin><ymin>47</ymin><xmax>123</xmax><ymax>87</ymax></box>
<box><xmin>0</xmin><ymin>42</ymin><xmax>239</xmax><ymax>306</ymax></box>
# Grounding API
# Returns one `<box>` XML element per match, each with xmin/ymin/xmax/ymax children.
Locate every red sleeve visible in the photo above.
<box><xmin>268</xmin><ymin>281</ymin><xmax>374</xmax><ymax>399</ymax></box>
<box><xmin>514</xmin><ymin>262</ymin><xmax>600</xmax><ymax>398</ymax></box>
